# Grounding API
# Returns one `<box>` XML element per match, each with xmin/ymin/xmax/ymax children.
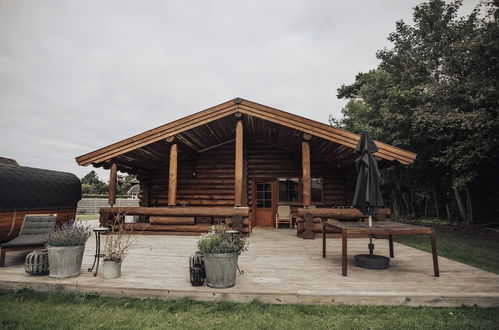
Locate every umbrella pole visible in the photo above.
<box><xmin>369</xmin><ymin>234</ymin><xmax>374</xmax><ymax>257</ymax></box>
<box><xmin>368</xmin><ymin>215</ymin><xmax>374</xmax><ymax>257</ymax></box>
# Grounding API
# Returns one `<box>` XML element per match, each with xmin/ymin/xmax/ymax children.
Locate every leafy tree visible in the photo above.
<box><xmin>116</xmin><ymin>174</ymin><xmax>138</xmax><ymax>195</ymax></box>
<box><xmin>81</xmin><ymin>171</ymin><xmax>101</xmax><ymax>186</ymax></box>
<box><xmin>80</xmin><ymin>171</ymin><xmax>108</xmax><ymax>195</ymax></box>
<box><xmin>332</xmin><ymin>0</ymin><xmax>499</xmax><ymax>224</ymax></box>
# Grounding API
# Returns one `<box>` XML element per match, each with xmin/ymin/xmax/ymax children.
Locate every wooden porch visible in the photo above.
<box><xmin>0</xmin><ymin>224</ymin><xmax>498</xmax><ymax>307</ymax></box>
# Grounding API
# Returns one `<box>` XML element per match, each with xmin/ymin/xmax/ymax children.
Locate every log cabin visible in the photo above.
<box><xmin>75</xmin><ymin>98</ymin><xmax>416</xmax><ymax>237</ymax></box>
<box><xmin>0</xmin><ymin>163</ymin><xmax>81</xmax><ymax>243</ymax></box>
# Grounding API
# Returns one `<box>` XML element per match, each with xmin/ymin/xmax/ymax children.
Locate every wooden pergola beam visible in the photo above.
<box><xmin>108</xmin><ymin>163</ymin><xmax>117</xmax><ymax>206</ymax></box>
<box><xmin>302</xmin><ymin>141</ymin><xmax>311</xmax><ymax>207</ymax></box>
<box><xmin>234</xmin><ymin>120</ymin><xmax>243</xmax><ymax>206</ymax></box>
<box><xmin>168</xmin><ymin>144</ymin><xmax>178</xmax><ymax>206</ymax></box>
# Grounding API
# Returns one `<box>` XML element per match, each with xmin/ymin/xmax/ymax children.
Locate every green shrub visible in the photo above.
<box><xmin>197</xmin><ymin>224</ymin><xmax>248</xmax><ymax>254</ymax></box>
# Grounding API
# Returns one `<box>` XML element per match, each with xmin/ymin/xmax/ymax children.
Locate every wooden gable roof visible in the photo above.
<box><xmin>76</xmin><ymin>98</ymin><xmax>416</xmax><ymax>171</ymax></box>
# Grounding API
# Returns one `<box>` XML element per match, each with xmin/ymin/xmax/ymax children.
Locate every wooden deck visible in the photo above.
<box><xmin>0</xmin><ymin>226</ymin><xmax>498</xmax><ymax>307</ymax></box>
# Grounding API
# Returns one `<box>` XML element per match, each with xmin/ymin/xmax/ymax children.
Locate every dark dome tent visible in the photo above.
<box><xmin>0</xmin><ymin>163</ymin><xmax>81</xmax><ymax>243</ymax></box>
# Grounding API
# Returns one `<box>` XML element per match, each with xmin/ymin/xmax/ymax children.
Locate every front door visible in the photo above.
<box><xmin>253</xmin><ymin>182</ymin><xmax>274</xmax><ymax>228</ymax></box>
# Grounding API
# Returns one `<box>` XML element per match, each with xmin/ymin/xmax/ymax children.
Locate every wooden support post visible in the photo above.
<box><xmin>235</xmin><ymin>120</ymin><xmax>243</xmax><ymax>206</ymax></box>
<box><xmin>168</xmin><ymin>144</ymin><xmax>178</xmax><ymax>206</ymax></box>
<box><xmin>108</xmin><ymin>163</ymin><xmax>117</xmax><ymax>206</ymax></box>
<box><xmin>302</xmin><ymin>141</ymin><xmax>311</xmax><ymax>207</ymax></box>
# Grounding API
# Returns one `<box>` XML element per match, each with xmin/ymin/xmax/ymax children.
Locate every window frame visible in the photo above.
<box><xmin>276</xmin><ymin>176</ymin><xmax>324</xmax><ymax>206</ymax></box>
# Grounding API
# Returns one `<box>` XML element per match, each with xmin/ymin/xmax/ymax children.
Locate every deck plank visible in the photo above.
<box><xmin>0</xmin><ymin>227</ymin><xmax>498</xmax><ymax>306</ymax></box>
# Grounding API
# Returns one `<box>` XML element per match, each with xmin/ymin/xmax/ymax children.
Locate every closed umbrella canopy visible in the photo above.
<box><xmin>352</xmin><ymin>131</ymin><xmax>384</xmax><ymax>219</ymax></box>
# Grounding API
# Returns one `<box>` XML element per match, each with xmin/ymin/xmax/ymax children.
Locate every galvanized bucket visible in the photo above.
<box><xmin>203</xmin><ymin>253</ymin><xmax>238</xmax><ymax>288</ymax></box>
<box><xmin>47</xmin><ymin>245</ymin><xmax>85</xmax><ymax>278</ymax></box>
<box><xmin>103</xmin><ymin>260</ymin><xmax>122</xmax><ymax>279</ymax></box>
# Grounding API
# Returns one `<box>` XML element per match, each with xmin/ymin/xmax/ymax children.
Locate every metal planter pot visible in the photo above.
<box><xmin>103</xmin><ymin>260</ymin><xmax>122</xmax><ymax>279</ymax></box>
<box><xmin>203</xmin><ymin>253</ymin><xmax>238</xmax><ymax>288</ymax></box>
<box><xmin>47</xmin><ymin>245</ymin><xmax>85</xmax><ymax>278</ymax></box>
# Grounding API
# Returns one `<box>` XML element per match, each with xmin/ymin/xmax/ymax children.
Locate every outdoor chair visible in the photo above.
<box><xmin>0</xmin><ymin>215</ymin><xmax>57</xmax><ymax>267</ymax></box>
<box><xmin>275</xmin><ymin>205</ymin><xmax>292</xmax><ymax>229</ymax></box>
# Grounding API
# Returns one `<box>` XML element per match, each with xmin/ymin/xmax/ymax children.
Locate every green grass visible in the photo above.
<box><xmin>75</xmin><ymin>213</ymin><xmax>100</xmax><ymax>221</ymax></box>
<box><xmin>0</xmin><ymin>288</ymin><xmax>498</xmax><ymax>330</ymax></box>
<box><xmin>394</xmin><ymin>227</ymin><xmax>499</xmax><ymax>274</ymax></box>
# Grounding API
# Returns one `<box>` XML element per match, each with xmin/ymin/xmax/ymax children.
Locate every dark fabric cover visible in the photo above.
<box><xmin>0</xmin><ymin>235</ymin><xmax>46</xmax><ymax>248</ymax></box>
<box><xmin>0</xmin><ymin>215</ymin><xmax>56</xmax><ymax>248</ymax></box>
<box><xmin>20</xmin><ymin>215</ymin><xmax>57</xmax><ymax>235</ymax></box>
<box><xmin>0</xmin><ymin>164</ymin><xmax>81</xmax><ymax>212</ymax></box>
<box><xmin>352</xmin><ymin>132</ymin><xmax>384</xmax><ymax>215</ymax></box>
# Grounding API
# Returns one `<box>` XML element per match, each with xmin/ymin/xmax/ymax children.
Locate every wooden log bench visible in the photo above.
<box><xmin>99</xmin><ymin>206</ymin><xmax>250</xmax><ymax>236</ymax></box>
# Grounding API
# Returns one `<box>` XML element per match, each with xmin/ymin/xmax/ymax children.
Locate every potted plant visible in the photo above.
<box><xmin>197</xmin><ymin>224</ymin><xmax>248</xmax><ymax>288</ymax></box>
<box><xmin>102</xmin><ymin>223</ymin><xmax>140</xmax><ymax>279</ymax></box>
<box><xmin>46</xmin><ymin>221</ymin><xmax>91</xmax><ymax>278</ymax></box>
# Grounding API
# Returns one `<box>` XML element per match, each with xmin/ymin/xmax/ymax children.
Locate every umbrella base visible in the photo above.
<box><xmin>354</xmin><ymin>254</ymin><xmax>390</xmax><ymax>270</ymax></box>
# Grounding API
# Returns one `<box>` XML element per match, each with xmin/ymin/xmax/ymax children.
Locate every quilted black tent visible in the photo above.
<box><xmin>0</xmin><ymin>163</ymin><xmax>81</xmax><ymax>212</ymax></box>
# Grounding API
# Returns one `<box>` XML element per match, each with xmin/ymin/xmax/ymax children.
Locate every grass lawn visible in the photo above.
<box><xmin>394</xmin><ymin>227</ymin><xmax>499</xmax><ymax>274</ymax></box>
<box><xmin>75</xmin><ymin>213</ymin><xmax>100</xmax><ymax>221</ymax></box>
<box><xmin>0</xmin><ymin>289</ymin><xmax>498</xmax><ymax>330</ymax></box>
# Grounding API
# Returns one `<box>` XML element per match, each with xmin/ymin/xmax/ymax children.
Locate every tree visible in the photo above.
<box><xmin>116</xmin><ymin>174</ymin><xmax>138</xmax><ymax>195</ymax></box>
<box><xmin>81</xmin><ymin>171</ymin><xmax>108</xmax><ymax>195</ymax></box>
<box><xmin>332</xmin><ymin>0</ymin><xmax>499</xmax><ymax>224</ymax></box>
<box><xmin>81</xmin><ymin>171</ymin><xmax>101</xmax><ymax>185</ymax></box>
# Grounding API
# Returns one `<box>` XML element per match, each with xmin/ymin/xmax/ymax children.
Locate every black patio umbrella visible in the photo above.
<box><xmin>352</xmin><ymin>131</ymin><xmax>384</xmax><ymax>224</ymax></box>
<box><xmin>352</xmin><ymin>132</ymin><xmax>388</xmax><ymax>267</ymax></box>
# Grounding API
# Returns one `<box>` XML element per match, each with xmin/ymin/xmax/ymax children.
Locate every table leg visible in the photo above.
<box><xmin>88</xmin><ymin>231</ymin><xmax>99</xmax><ymax>273</ymax></box>
<box><xmin>430</xmin><ymin>229</ymin><xmax>440</xmax><ymax>277</ymax></box>
<box><xmin>389</xmin><ymin>234</ymin><xmax>394</xmax><ymax>258</ymax></box>
<box><xmin>93</xmin><ymin>232</ymin><xmax>101</xmax><ymax>277</ymax></box>
<box><xmin>342</xmin><ymin>230</ymin><xmax>347</xmax><ymax>276</ymax></box>
<box><xmin>322</xmin><ymin>223</ymin><xmax>326</xmax><ymax>258</ymax></box>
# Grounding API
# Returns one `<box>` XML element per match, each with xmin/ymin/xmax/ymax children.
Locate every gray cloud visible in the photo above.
<box><xmin>0</xmin><ymin>0</ymin><xmax>479</xmax><ymax>181</ymax></box>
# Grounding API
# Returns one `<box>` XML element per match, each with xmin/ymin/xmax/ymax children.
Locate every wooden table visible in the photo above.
<box><xmin>323</xmin><ymin>221</ymin><xmax>439</xmax><ymax>277</ymax></box>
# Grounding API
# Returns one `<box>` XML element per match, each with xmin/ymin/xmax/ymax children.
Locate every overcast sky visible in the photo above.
<box><xmin>0</xmin><ymin>0</ymin><xmax>479</xmax><ymax>181</ymax></box>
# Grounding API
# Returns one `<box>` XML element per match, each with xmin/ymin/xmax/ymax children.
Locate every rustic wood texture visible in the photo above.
<box><xmin>149</xmin><ymin>216</ymin><xmax>195</xmax><ymax>225</ymax></box>
<box><xmin>324</xmin><ymin>221</ymin><xmax>439</xmax><ymax>277</ymax></box>
<box><xmin>0</xmin><ymin>223</ymin><xmax>497</xmax><ymax>307</ymax></box>
<box><xmin>297</xmin><ymin>208</ymin><xmax>391</xmax><ymax>219</ymax></box>
<box><xmin>0</xmin><ymin>209</ymin><xmax>75</xmax><ymax>243</ymax></box>
<box><xmin>108</xmin><ymin>163</ymin><xmax>117</xmax><ymax>205</ymax></box>
<box><xmin>99</xmin><ymin>206</ymin><xmax>249</xmax><ymax>217</ymax></box>
<box><xmin>302</xmin><ymin>141</ymin><xmax>311</xmax><ymax>207</ymax></box>
<box><xmin>168</xmin><ymin>144</ymin><xmax>178</xmax><ymax>206</ymax></box>
<box><xmin>76</xmin><ymin>99</ymin><xmax>417</xmax><ymax>173</ymax></box>
<box><xmin>147</xmin><ymin>142</ymin><xmax>237</xmax><ymax>207</ymax></box>
<box><xmin>235</xmin><ymin>120</ymin><xmax>244</xmax><ymax>206</ymax></box>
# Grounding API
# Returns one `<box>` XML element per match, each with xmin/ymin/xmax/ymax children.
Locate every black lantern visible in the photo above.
<box><xmin>189</xmin><ymin>252</ymin><xmax>205</xmax><ymax>286</ymax></box>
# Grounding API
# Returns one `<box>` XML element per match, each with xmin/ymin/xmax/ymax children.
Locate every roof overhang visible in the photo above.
<box><xmin>76</xmin><ymin>98</ymin><xmax>416</xmax><ymax>172</ymax></box>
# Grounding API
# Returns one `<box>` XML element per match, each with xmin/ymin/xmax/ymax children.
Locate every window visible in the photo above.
<box><xmin>278</xmin><ymin>178</ymin><xmax>300</xmax><ymax>202</ymax></box>
<box><xmin>278</xmin><ymin>177</ymin><xmax>324</xmax><ymax>204</ymax></box>
<box><xmin>311</xmin><ymin>178</ymin><xmax>323</xmax><ymax>203</ymax></box>
<box><xmin>256</xmin><ymin>183</ymin><xmax>272</xmax><ymax>208</ymax></box>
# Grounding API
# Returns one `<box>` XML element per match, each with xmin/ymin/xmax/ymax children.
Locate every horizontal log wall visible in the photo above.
<box><xmin>0</xmin><ymin>208</ymin><xmax>76</xmax><ymax>243</ymax></box>
<box><xmin>100</xmin><ymin>206</ymin><xmax>250</xmax><ymax>235</ymax></box>
<box><xmin>246</xmin><ymin>140</ymin><xmax>348</xmax><ymax>205</ymax></box>
<box><xmin>133</xmin><ymin>139</ymin><xmax>352</xmax><ymax>233</ymax></box>
<box><xmin>245</xmin><ymin>140</ymin><xmax>350</xmax><ymax>226</ymax></box>
<box><xmin>145</xmin><ymin>142</ymin><xmax>236</xmax><ymax>207</ymax></box>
